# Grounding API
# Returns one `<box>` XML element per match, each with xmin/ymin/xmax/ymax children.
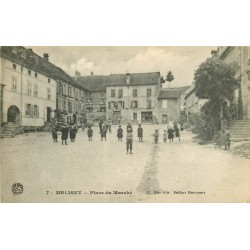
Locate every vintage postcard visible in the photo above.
<box><xmin>0</xmin><ymin>46</ymin><xmax>249</xmax><ymax>203</ymax></box>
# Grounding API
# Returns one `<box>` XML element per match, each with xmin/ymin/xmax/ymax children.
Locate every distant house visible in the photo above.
<box><xmin>106</xmin><ymin>72</ymin><xmax>161</xmax><ymax>124</ymax></box>
<box><xmin>183</xmin><ymin>84</ymin><xmax>207</xmax><ymax>124</ymax></box>
<box><xmin>157</xmin><ymin>86</ymin><xmax>189</xmax><ymax>124</ymax></box>
<box><xmin>75</xmin><ymin>75</ymin><xmax>110</xmax><ymax>121</ymax></box>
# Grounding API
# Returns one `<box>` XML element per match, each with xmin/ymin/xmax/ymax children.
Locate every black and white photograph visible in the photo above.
<box><xmin>0</xmin><ymin>46</ymin><xmax>249</xmax><ymax>203</ymax></box>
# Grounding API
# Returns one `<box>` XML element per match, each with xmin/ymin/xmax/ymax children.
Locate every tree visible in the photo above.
<box><xmin>166</xmin><ymin>71</ymin><xmax>174</xmax><ymax>88</ymax></box>
<box><xmin>194</xmin><ymin>58</ymin><xmax>239</xmax><ymax>133</ymax></box>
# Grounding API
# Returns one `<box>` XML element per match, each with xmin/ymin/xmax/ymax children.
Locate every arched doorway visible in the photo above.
<box><xmin>7</xmin><ymin>105</ymin><xmax>20</xmax><ymax>123</ymax></box>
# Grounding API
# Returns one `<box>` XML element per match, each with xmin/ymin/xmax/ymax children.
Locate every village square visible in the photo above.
<box><xmin>0</xmin><ymin>46</ymin><xmax>250</xmax><ymax>202</ymax></box>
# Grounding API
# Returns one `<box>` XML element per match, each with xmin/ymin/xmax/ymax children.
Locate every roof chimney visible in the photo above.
<box><xmin>43</xmin><ymin>53</ymin><xmax>49</xmax><ymax>61</ymax></box>
<box><xmin>211</xmin><ymin>50</ymin><xmax>218</xmax><ymax>58</ymax></box>
<box><xmin>126</xmin><ymin>73</ymin><xmax>131</xmax><ymax>84</ymax></box>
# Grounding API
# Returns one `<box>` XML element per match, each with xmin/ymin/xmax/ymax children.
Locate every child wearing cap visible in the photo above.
<box><xmin>126</xmin><ymin>128</ymin><xmax>133</xmax><ymax>154</ymax></box>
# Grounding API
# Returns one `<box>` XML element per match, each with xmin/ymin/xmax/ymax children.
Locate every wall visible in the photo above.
<box><xmin>218</xmin><ymin>46</ymin><xmax>250</xmax><ymax>119</ymax></box>
<box><xmin>106</xmin><ymin>84</ymin><xmax>160</xmax><ymax>123</ymax></box>
<box><xmin>156</xmin><ymin>98</ymin><xmax>181</xmax><ymax>123</ymax></box>
<box><xmin>1</xmin><ymin>57</ymin><xmax>56</xmax><ymax>126</ymax></box>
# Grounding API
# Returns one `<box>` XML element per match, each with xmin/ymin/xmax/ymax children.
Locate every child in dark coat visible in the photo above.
<box><xmin>52</xmin><ymin>127</ymin><xmax>58</xmax><ymax>143</ymax></box>
<box><xmin>137</xmin><ymin>124</ymin><xmax>143</xmax><ymax>142</ymax></box>
<box><xmin>174</xmin><ymin>123</ymin><xmax>180</xmax><ymax>141</ymax></box>
<box><xmin>101</xmin><ymin>126</ymin><xmax>107</xmax><ymax>141</ymax></box>
<box><xmin>87</xmin><ymin>126</ymin><xmax>93</xmax><ymax>141</ymax></box>
<box><xmin>61</xmin><ymin>126</ymin><xmax>69</xmax><ymax>145</ymax></box>
<box><xmin>70</xmin><ymin>126</ymin><xmax>76</xmax><ymax>142</ymax></box>
<box><xmin>117</xmin><ymin>125</ymin><xmax>123</xmax><ymax>141</ymax></box>
<box><xmin>167</xmin><ymin>127</ymin><xmax>174</xmax><ymax>142</ymax></box>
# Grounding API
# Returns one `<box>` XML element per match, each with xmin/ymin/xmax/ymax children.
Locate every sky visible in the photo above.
<box><xmin>30</xmin><ymin>46</ymin><xmax>215</xmax><ymax>88</ymax></box>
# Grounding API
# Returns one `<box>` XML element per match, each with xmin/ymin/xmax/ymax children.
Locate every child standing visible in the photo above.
<box><xmin>126</xmin><ymin>128</ymin><xmax>133</xmax><ymax>154</ymax></box>
<box><xmin>167</xmin><ymin>127</ymin><xmax>174</xmax><ymax>142</ymax></box>
<box><xmin>52</xmin><ymin>127</ymin><xmax>58</xmax><ymax>143</ymax></box>
<box><xmin>87</xmin><ymin>126</ymin><xmax>93</xmax><ymax>141</ymax></box>
<box><xmin>163</xmin><ymin>130</ymin><xmax>167</xmax><ymax>143</ymax></box>
<box><xmin>154</xmin><ymin>129</ymin><xmax>159</xmax><ymax>144</ymax></box>
<box><xmin>174</xmin><ymin>123</ymin><xmax>180</xmax><ymax>141</ymax></box>
<box><xmin>61</xmin><ymin>125</ymin><xmax>69</xmax><ymax>145</ymax></box>
<box><xmin>101</xmin><ymin>126</ymin><xmax>107</xmax><ymax>141</ymax></box>
<box><xmin>224</xmin><ymin>128</ymin><xmax>230</xmax><ymax>150</ymax></box>
<box><xmin>117</xmin><ymin>125</ymin><xmax>123</xmax><ymax>141</ymax></box>
<box><xmin>137</xmin><ymin>124</ymin><xmax>143</xmax><ymax>142</ymax></box>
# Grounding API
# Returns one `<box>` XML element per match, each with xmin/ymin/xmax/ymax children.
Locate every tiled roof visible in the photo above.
<box><xmin>158</xmin><ymin>86</ymin><xmax>190</xmax><ymax>99</ymax></box>
<box><xmin>0</xmin><ymin>46</ymin><xmax>86</xmax><ymax>91</ymax></box>
<box><xmin>108</xmin><ymin>72</ymin><xmax>160</xmax><ymax>86</ymax></box>
<box><xmin>183</xmin><ymin>85</ymin><xmax>196</xmax><ymax>99</ymax></box>
<box><xmin>75</xmin><ymin>75</ymin><xmax>110</xmax><ymax>92</ymax></box>
<box><xmin>75</xmin><ymin>72</ymin><xmax>160</xmax><ymax>92</ymax></box>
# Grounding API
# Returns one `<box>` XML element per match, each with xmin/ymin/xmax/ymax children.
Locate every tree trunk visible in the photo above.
<box><xmin>220</xmin><ymin>102</ymin><xmax>224</xmax><ymax>134</ymax></box>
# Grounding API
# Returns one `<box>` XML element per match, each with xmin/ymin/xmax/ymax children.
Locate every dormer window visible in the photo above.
<box><xmin>13</xmin><ymin>64</ymin><xmax>17</xmax><ymax>70</ymax></box>
<box><xmin>12</xmin><ymin>47</ymin><xmax>17</xmax><ymax>54</ymax></box>
<box><xmin>21</xmin><ymin>52</ymin><xmax>26</xmax><ymax>59</ymax></box>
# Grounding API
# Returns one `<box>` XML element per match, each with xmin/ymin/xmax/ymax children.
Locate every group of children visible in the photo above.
<box><xmin>52</xmin><ymin>121</ymin><xmax>182</xmax><ymax>153</ymax></box>
<box><xmin>51</xmin><ymin>125</ymin><xmax>78</xmax><ymax>145</ymax></box>
<box><xmin>153</xmin><ymin>123</ymin><xmax>181</xmax><ymax>144</ymax></box>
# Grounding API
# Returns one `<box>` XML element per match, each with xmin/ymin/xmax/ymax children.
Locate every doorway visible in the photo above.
<box><xmin>141</xmin><ymin>112</ymin><xmax>153</xmax><ymax>123</ymax></box>
<box><xmin>47</xmin><ymin>107</ymin><xmax>52</xmax><ymax>122</ymax></box>
<box><xmin>162</xmin><ymin>115</ymin><xmax>168</xmax><ymax>124</ymax></box>
<box><xmin>7</xmin><ymin>105</ymin><xmax>20</xmax><ymax>123</ymax></box>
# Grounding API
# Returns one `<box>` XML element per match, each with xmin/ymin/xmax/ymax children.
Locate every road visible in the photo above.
<box><xmin>0</xmin><ymin>124</ymin><xmax>249</xmax><ymax>202</ymax></box>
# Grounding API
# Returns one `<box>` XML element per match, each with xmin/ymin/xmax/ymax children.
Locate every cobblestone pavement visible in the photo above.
<box><xmin>0</xmin><ymin>124</ymin><xmax>249</xmax><ymax>202</ymax></box>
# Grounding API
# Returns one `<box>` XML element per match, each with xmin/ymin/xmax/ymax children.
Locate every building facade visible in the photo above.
<box><xmin>75</xmin><ymin>75</ymin><xmax>108</xmax><ymax>122</ymax></box>
<box><xmin>183</xmin><ymin>84</ymin><xmax>207</xmax><ymax>124</ymax></box>
<box><xmin>0</xmin><ymin>46</ymin><xmax>87</xmax><ymax>131</ymax></box>
<box><xmin>0</xmin><ymin>46</ymin><xmax>57</xmax><ymax>128</ymax></box>
<box><xmin>217</xmin><ymin>46</ymin><xmax>250</xmax><ymax>120</ymax></box>
<box><xmin>106</xmin><ymin>72</ymin><xmax>161</xmax><ymax>124</ymax></box>
<box><xmin>157</xmin><ymin>87</ymin><xmax>189</xmax><ymax>124</ymax></box>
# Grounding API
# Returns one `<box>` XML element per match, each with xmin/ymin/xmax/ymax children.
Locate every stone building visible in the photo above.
<box><xmin>0</xmin><ymin>46</ymin><xmax>57</xmax><ymax>130</ymax></box>
<box><xmin>217</xmin><ymin>46</ymin><xmax>250</xmax><ymax>120</ymax></box>
<box><xmin>183</xmin><ymin>84</ymin><xmax>207</xmax><ymax>124</ymax></box>
<box><xmin>0</xmin><ymin>46</ymin><xmax>87</xmax><ymax>134</ymax></box>
<box><xmin>106</xmin><ymin>72</ymin><xmax>161</xmax><ymax>124</ymax></box>
<box><xmin>74</xmin><ymin>75</ymin><xmax>109</xmax><ymax>122</ymax></box>
<box><xmin>157</xmin><ymin>87</ymin><xmax>189</xmax><ymax>124</ymax></box>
